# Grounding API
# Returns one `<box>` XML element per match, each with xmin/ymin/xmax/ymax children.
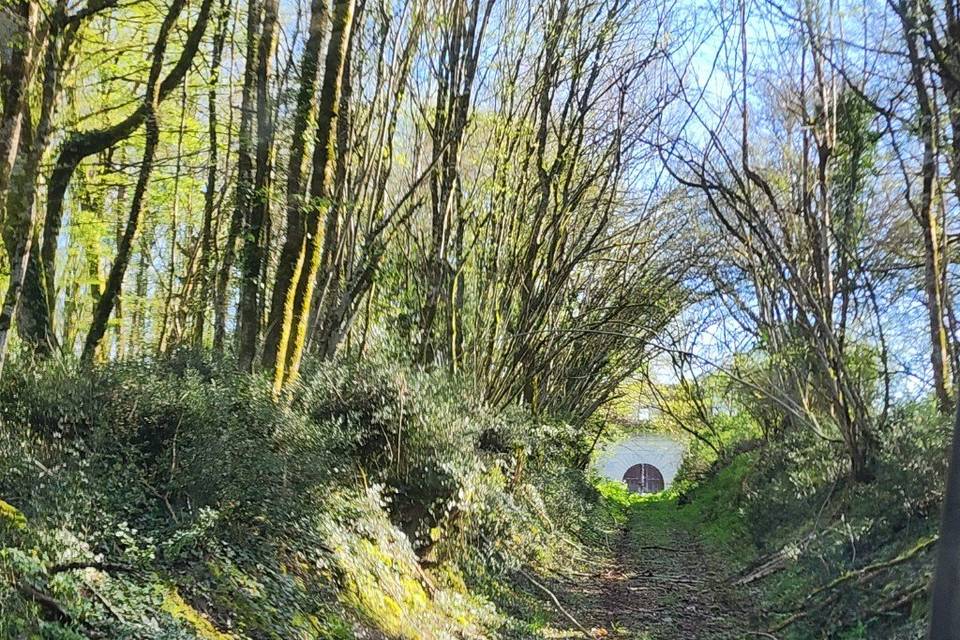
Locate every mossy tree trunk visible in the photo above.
<box><xmin>268</xmin><ymin>0</ymin><xmax>356</xmax><ymax>393</ymax></box>
<box><xmin>261</xmin><ymin>0</ymin><xmax>330</xmax><ymax>370</ymax></box>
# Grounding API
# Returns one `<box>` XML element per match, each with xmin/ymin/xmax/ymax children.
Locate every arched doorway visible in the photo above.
<box><xmin>623</xmin><ymin>463</ymin><xmax>664</xmax><ymax>494</ymax></box>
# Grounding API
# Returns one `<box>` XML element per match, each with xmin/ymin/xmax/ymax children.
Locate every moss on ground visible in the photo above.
<box><xmin>327</xmin><ymin>490</ymin><xmax>500</xmax><ymax>639</ymax></box>
<box><xmin>162</xmin><ymin>587</ymin><xmax>236</xmax><ymax>639</ymax></box>
<box><xmin>0</xmin><ymin>499</ymin><xmax>27</xmax><ymax>532</ymax></box>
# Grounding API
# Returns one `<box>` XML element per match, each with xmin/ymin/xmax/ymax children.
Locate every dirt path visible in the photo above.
<box><xmin>538</xmin><ymin>503</ymin><xmax>757</xmax><ymax>639</ymax></box>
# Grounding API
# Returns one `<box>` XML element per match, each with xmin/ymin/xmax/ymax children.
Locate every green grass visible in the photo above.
<box><xmin>595</xmin><ymin>453</ymin><xmax>758</xmax><ymax>566</ymax></box>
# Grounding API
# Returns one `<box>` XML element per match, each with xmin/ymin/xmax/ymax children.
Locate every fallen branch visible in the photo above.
<box><xmin>516</xmin><ymin>566</ymin><xmax>593</xmax><ymax>639</ymax></box>
<box><xmin>17</xmin><ymin>581</ymin><xmax>73</xmax><ymax>624</ymax></box>
<box><xmin>733</xmin><ymin>532</ymin><xmax>817</xmax><ymax>586</ymax></box>
<box><xmin>629</xmin><ymin>576</ymin><xmax>702</xmax><ymax>585</ymax></box>
<box><xmin>733</xmin><ymin>551</ymin><xmax>790</xmax><ymax>586</ymax></box>
<box><xmin>770</xmin><ymin>536</ymin><xmax>937</xmax><ymax>632</ymax></box>
<box><xmin>770</xmin><ymin>592</ymin><xmax>840</xmax><ymax>632</ymax></box>
<box><xmin>803</xmin><ymin>536</ymin><xmax>937</xmax><ymax>602</ymax></box>
<box><xmin>83</xmin><ymin>577</ymin><xmax>126</xmax><ymax>623</ymax></box>
<box><xmin>636</xmin><ymin>544</ymin><xmax>682</xmax><ymax>553</ymax></box>
<box><xmin>877</xmin><ymin>579</ymin><xmax>929</xmax><ymax>614</ymax></box>
<box><xmin>50</xmin><ymin>561</ymin><xmax>135</xmax><ymax>575</ymax></box>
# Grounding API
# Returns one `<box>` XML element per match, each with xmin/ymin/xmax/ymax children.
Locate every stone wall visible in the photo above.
<box><xmin>593</xmin><ymin>434</ymin><xmax>685</xmax><ymax>490</ymax></box>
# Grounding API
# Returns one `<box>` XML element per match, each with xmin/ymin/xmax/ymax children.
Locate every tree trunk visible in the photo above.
<box><xmin>194</xmin><ymin>0</ymin><xmax>230</xmax><ymax>346</ymax></box>
<box><xmin>0</xmin><ymin>0</ymin><xmax>56</xmax><ymax>374</ymax></box>
<box><xmin>308</xmin><ymin>29</ymin><xmax>352</xmax><ymax>358</ymax></box>
<box><xmin>157</xmin><ymin>88</ymin><xmax>187</xmax><ymax>355</ymax></box>
<box><xmin>236</xmin><ymin>0</ymin><xmax>279</xmax><ymax>370</ymax></box>
<box><xmin>82</xmin><ymin>111</ymin><xmax>161</xmax><ymax>361</ymax></box>
<box><xmin>0</xmin><ymin>0</ymin><xmax>36</xmax><ymax>221</ymax></box>
<box><xmin>925</xmin><ymin>8</ymin><xmax>960</xmax><ymax>635</ymax></box>
<box><xmin>261</xmin><ymin>0</ymin><xmax>329</xmax><ymax>369</ymax></box>
<box><xmin>222</xmin><ymin>0</ymin><xmax>261</xmax><ymax>360</ymax></box>
<box><xmin>929</xmin><ymin>400</ymin><xmax>960</xmax><ymax>638</ymax></box>
<box><xmin>899</xmin><ymin>1</ymin><xmax>952</xmax><ymax>412</ymax></box>
<box><xmin>418</xmin><ymin>0</ymin><xmax>488</xmax><ymax>366</ymax></box>
<box><xmin>268</xmin><ymin>0</ymin><xmax>355</xmax><ymax>392</ymax></box>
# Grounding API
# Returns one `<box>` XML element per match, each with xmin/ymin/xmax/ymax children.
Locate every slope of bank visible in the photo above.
<box><xmin>0</xmin><ymin>355</ymin><xmax>619</xmax><ymax>640</ymax></box>
<box><xmin>644</xmin><ymin>427</ymin><xmax>943</xmax><ymax>640</ymax></box>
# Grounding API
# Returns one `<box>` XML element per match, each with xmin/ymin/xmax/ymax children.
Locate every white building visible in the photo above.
<box><xmin>593</xmin><ymin>433</ymin><xmax>685</xmax><ymax>493</ymax></box>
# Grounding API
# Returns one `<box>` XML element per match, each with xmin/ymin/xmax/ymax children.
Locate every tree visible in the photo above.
<box><xmin>261</xmin><ymin>0</ymin><xmax>329</xmax><ymax>368</ymax></box>
<box><xmin>267</xmin><ymin>0</ymin><xmax>356</xmax><ymax>392</ymax></box>
<box><xmin>236</xmin><ymin>0</ymin><xmax>280</xmax><ymax>370</ymax></box>
<box><xmin>193</xmin><ymin>0</ymin><xmax>231</xmax><ymax>346</ymax></box>
<box><xmin>81</xmin><ymin>0</ymin><xmax>215</xmax><ymax>360</ymax></box>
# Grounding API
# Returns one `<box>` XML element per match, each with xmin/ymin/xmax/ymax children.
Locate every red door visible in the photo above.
<box><xmin>622</xmin><ymin>463</ymin><xmax>664</xmax><ymax>494</ymax></box>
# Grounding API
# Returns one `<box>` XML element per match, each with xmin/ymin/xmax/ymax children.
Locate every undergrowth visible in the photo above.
<box><xmin>0</xmin><ymin>352</ymin><xmax>610</xmax><ymax>639</ymax></box>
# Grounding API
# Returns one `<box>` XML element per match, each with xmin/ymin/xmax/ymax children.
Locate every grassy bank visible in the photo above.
<box><xmin>633</xmin><ymin>415</ymin><xmax>946</xmax><ymax>639</ymax></box>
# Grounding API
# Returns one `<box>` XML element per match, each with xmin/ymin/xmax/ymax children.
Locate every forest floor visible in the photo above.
<box><xmin>534</xmin><ymin>497</ymin><xmax>759</xmax><ymax>639</ymax></box>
